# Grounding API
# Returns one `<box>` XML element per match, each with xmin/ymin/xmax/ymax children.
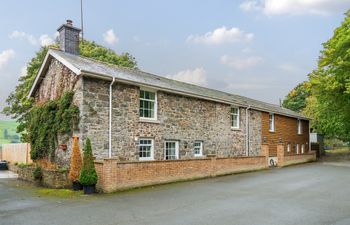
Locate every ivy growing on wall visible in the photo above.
<box><xmin>28</xmin><ymin>92</ymin><xmax>79</xmax><ymax>160</ymax></box>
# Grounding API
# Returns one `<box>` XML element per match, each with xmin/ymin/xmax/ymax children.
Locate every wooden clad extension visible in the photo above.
<box><xmin>261</xmin><ymin>112</ymin><xmax>309</xmax><ymax>156</ymax></box>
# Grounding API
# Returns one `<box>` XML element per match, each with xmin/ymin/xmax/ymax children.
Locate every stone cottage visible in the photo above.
<box><xmin>28</xmin><ymin>21</ymin><xmax>311</xmax><ymax>170</ymax></box>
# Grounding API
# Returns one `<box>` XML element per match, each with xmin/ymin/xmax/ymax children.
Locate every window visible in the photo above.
<box><xmin>269</xmin><ymin>113</ymin><xmax>275</xmax><ymax>132</ymax></box>
<box><xmin>194</xmin><ymin>141</ymin><xmax>203</xmax><ymax>157</ymax></box>
<box><xmin>231</xmin><ymin>107</ymin><xmax>240</xmax><ymax>129</ymax></box>
<box><xmin>301</xmin><ymin>144</ymin><xmax>305</xmax><ymax>154</ymax></box>
<box><xmin>296</xmin><ymin>144</ymin><xmax>299</xmax><ymax>154</ymax></box>
<box><xmin>287</xmin><ymin>143</ymin><xmax>290</xmax><ymax>153</ymax></box>
<box><xmin>139</xmin><ymin>139</ymin><xmax>154</xmax><ymax>160</ymax></box>
<box><xmin>165</xmin><ymin>141</ymin><xmax>179</xmax><ymax>160</ymax></box>
<box><xmin>140</xmin><ymin>89</ymin><xmax>157</xmax><ymax>119</ymax></box>
<box><xmin>297</xmin><ymin>119</ymin><xmax>302</xmax><ymax>134</ymax></box>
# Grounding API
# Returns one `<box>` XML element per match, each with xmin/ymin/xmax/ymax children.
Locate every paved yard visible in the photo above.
<box><xmin>0</xmin><ymin>170</ymin><xmax>17</xmax><ymax>179</ymax></box>
<box><xmin>1</xmin><ymin>163</ymin><xmax>350</xmax><ymax>225</ymax></box>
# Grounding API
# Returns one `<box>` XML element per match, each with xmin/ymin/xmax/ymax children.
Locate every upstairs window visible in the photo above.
<box><xmin>297</xmin><ymin>119</ymin><xmax>302</xmax><ymax>134</ymax></box>
<box><xmin>194</xmin><ymin>141</ymin><xmax>203</xmax><ymax>157</ymax></box>
<box><xmin>269</xmin><ymin>113</ymin><xmax>275</xmax><ymax>132</ymax></box>
<box><xmin>231</xmin><ymin>107</ymin><xmax>240</xmax><ymax>129</ymax></box>
<box><xmin>140</xmin><ymin>89</ymin><xmax>157</xmax><ymax>119</ymax></box>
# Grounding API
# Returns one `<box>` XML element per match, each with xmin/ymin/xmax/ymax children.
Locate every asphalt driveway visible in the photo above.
<box><xmin>1</xmin><ymin>162</ymin><xmax>350</xmax><ymax>225</ymax></box>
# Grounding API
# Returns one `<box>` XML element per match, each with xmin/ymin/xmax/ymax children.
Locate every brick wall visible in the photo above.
<box><xmin>276</xmin><ymin>144</ymin><xmax>316</xmax><ymax>167</ymax></box>
<box><xmin>261</xmin><ymin>112</ymin><xmax>310</xmax><ymax>156</ymax></box>
<box><xmin>95</xmin><ymin>155</ymin><xmax>268</xmax><ymax>193</ymax></box>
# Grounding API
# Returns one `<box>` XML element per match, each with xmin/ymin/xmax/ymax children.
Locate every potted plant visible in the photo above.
<box><xmin>69</xmin><ymin>136</ymin><xmax>83</xmax><ymax>191</ymax></box>
<box><xmin>79</xmin><ymin>138</ymin><xmax>98</xmax><ymax>194</ymax></box>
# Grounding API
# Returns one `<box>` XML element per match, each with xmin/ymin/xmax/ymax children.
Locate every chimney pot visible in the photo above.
<box><xmin>57</xmin><ymin>19</ymin><xmax>81</xmax><ymax>55</ymax></box>
<box><xmin>66</xmin><ymin>19</ymin><xmax>73</xmax><ymax>26</ymax></box>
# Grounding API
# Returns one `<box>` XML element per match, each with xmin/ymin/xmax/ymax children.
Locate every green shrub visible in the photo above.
<box><xmin>79</xmin><ymin>138</ymin><xmax>98</xmax><ymax>186</ymax></box>
<box><xmin>33</xmin><ymin>166</ymin><xmax>42</xmax><ymax>180</ymax></box>
<box><xmin>14</xmin><ymin>162</ymin><xmax>18</xmax><ymax>166</ymax></box>
<box><xmin>28</xmin><ymin>91</ymin><xmax>79</xmax><ymax>160</ymax></box>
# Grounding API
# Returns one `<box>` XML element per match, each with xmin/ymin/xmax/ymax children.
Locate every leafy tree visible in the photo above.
<box><xmin>3</xmin><ymin>40</ymin><xmax>137</xmax><ymax>140</ymax></box>
<box><xmin>79</xmin><ymin>138</ymin><xmax>98</xmax><ymax>186</ymax></box>
<box><xmin>308</xmin><ymin>12</ymin><xmax>350</xmax><ymax>141</ymax></box>
<box><xmin>282</xmin><ymin>81</ymin><xmax>311</xmax><ymax>113</ymax></box>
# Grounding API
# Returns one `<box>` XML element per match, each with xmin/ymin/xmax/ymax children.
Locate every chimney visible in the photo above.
<box><xmin>57</xmin><ymin>20</ymin><xmax>81</xmax><ymax>55</ymax></box>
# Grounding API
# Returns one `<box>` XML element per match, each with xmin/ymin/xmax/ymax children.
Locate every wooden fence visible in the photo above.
<box><xmin>0</xmin><ymin>143</ymin><xmax>32</xmax><ymax>164</ymax></box>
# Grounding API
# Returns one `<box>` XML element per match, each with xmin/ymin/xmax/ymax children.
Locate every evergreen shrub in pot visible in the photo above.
<box><xmin>68</xmin><ymin>136</ymin><xmax>83</xmax><ymax>191</ymax></box>
<box><xmin>79</xmin><ymin>138</ymin><xmax>98</xmax><ymax>194</ymax></box>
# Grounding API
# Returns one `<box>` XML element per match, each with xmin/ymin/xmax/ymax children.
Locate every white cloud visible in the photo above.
<box><xmin>20</xmin><ymin>65</ymin><xmax>27</xmax><ymax>77</ymax></box>
<box><xmin>39</xmin><ymin>34</ymin><xmax>54</xmax><ymax>47</ymax></box>
<box><xmin>220</xmin><ymin>55</ymin><xmax>263</xmax><ymax>69</ymax></box>
<box><xmin>0</xmin><ymin>49</ymin><xmax>15</xmax><ymax>70</ymax></box>
<box><xmin>169</xmin><ymin>68</ymin><xmax>207</xmax><ymax>86</ymax></box>
<box><xmin>9</xmin><ymin>31</ymin><xmax>56</xmax><ymax>46</ymax></box>
<box><xmin>187</xmin><ymin>26</ymin><xmax>253</xmax><ymax>45</ymax></box>
<box><xmin>9</xmin><ymin>30</ymin><xmax>37</xmax><ymax>45</ymax></box>
<box><xmin>103</xmin><ymin>29</ymin><xmax>119</xmax><ymax>45</ymax></box>
<box><xmin>239</xmin><ymin>0</ymin><xmax>350</xmax><ymax>16</ymax></box>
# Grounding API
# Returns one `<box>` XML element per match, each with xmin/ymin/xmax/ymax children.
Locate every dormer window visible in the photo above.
<box><xmin>269</xmin><ymin>113</ymin><xmax>275</xmax><ymax>132</ymax></box>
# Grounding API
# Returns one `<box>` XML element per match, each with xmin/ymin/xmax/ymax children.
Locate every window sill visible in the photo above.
<box><xmin>139</xmin><ymin>158</ymin><xmax>154</xmax><ymax>161</ymax></box>
<box><xmin>269</xmin><ymin>130</ymin><xmax>275</xmax><ymax>133</ymax></box>
<box><xmin>231</xmin><ymin>127</ymin><xmax>241</xmax><ymax>131</ymax></box>
<box><xmin>139</xmin><ymin>118</ymin><xmax>161</xmax><ymax>124</ymax></box>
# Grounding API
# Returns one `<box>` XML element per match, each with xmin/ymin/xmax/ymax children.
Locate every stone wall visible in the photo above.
<box><xmin>95</xmin><ymin>155</ymin><xmax>268</xmax><ymax>193</ymax></box>
<box><xmin>33</xmin><ymin>59</ymin><xmax>84</xmax><ymax>166</ymax></box>
<box><xmin>82</xmin><ymin>77</ymin><xmax>262</xmax><ymax>161</ymax></box>
<box><xmin>13</xmin><ymin>164</ymin><xmax>71</xmax><ymax>188</ymax></box>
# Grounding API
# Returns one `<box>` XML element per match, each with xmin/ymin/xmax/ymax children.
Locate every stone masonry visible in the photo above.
<box><xmin>33</xmin><ymin>61</ymin><xmax>262</xmax><ymax>164</ymax></box>
<box><xmin>81</xmin><ymin>77</ymin><xmax>262</xmax><ymax>161</ymax></box>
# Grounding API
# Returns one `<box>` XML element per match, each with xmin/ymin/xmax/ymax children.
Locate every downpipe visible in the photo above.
<box><xmin>109</xmin><ymin>77</ymin><xmax>116</xmax><ymax>158</ymax></box>
<box><xmin>245</xmin><ymin>105</ymin><xmax>251</xmax><ymax>156</ymax></box>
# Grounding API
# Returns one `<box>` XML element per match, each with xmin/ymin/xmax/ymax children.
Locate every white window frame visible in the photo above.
<box><xmin>269</xmin><ymin>113</ymin><xmax>275</xmax><ymax>132</ymax></box>
<box><xmin>287</xmin><ymin>143</ymin><xmax>290</xmax><ymax>153</ymax></box>
<box><xmin>164</xmin><ymin>141</ymin><xmax>179</xmax><ymax>160</ymax></box>
<box><xmin>297</xmin><ymin>119</ymin><xmax>302</xmax><ymax>135</ymax></box>
<box><xmin>231</xmin><ymin>107</ymin><xmax>240</xmax><ymax>129</ymax></box>
<box><xmin>301</xmin><ymin>144</ymin><xmax>305</xmax><ymax>154</ymax></box>
<box><xmin>296</xmin><ymin>144</ymin><xmax>299</xmax><ymax>154</ymax></box>
<box><xmin>138</xmin><ymin>138</ymin><xmax>154</xmax><ymax>160</ymax></box>
<box><xmin>194</xmin><ymin>141</ymin><xmax>203</xmax><ymax>157</ymax></box>
<box><xmin>139</xmin><ymin>88</ymin><xmax>157</xmax><ymax>120</ymax></box>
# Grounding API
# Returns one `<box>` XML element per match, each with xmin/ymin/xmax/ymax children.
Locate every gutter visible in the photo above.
<box><xmin>109</xmin><ymin>77</ymin><xmax>116</xmax><ymax>158</ymax></box>
<box><xmin>245</xmin><ymin>105</ymin><xmax>251</xmax><ymax>156</ymax></box>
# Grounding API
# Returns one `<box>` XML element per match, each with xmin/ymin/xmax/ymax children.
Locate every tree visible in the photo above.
<box><xmin>69</xmin><ymin>136</ymin><xmax>82</xmax><ymax>183</ymax></box>
<box><xmin>282</xmin><ymin>81</ymin><xmax>311</xmax><ymax>113</ymax></box>
<box><xmin>79</xmin><ymin>138</ymin><xmax>97</xmax><ymax>186</ymax></box>
<box><xmin>308</xmin><ymin>12</ymin><xmax>350</xmax><ymax>141</ymax></box>
<box><xmin>3</xmin><ymin>40</ymin><xmax>137</xmax><ymax>140</ymax></box>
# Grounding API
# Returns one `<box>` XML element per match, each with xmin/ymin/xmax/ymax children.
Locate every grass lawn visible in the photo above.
<box><xmin>321</xmin><ymin>147</ymin><xmax>350</xmax><ymax>162</ymax></box>
<box><xmin>0</xmin><ymin>120</ymin><xmax>20</xmax><ymax>145</ymax></box>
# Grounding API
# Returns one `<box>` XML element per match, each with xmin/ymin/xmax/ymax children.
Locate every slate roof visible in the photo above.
<box><xmin>29</xmin><ymin>48</ymin><xmax>309</xmax><ymax>120</ymax></box>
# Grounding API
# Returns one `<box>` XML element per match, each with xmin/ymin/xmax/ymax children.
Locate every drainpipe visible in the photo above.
<box><xmin>245</xmin><ymin>105</ymin><xmax>251</xmax><ymax>156</ymax></box>
<box><xmin>109</xmin><ymin>77</ymin><xmax>116</xmax><ymax>158</ymax></box>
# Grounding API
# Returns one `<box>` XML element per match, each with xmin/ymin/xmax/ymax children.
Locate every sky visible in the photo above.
<box><xmin>0</xmin><ymin>0</ymin><xmax>349</xmax><ymax>120</ymax></box>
